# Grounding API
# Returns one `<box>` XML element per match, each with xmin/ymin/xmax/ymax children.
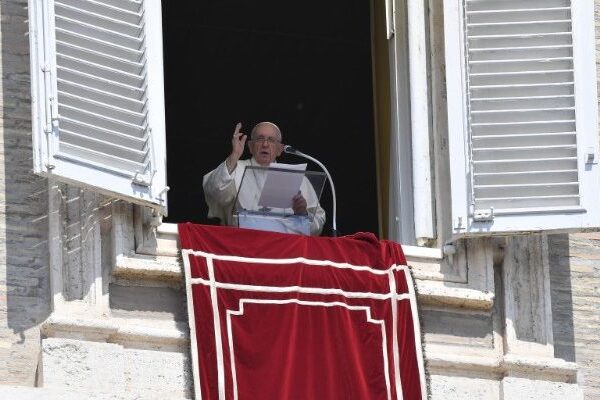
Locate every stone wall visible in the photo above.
<box><xmin>0</xmin><ymin>0</ymin><xmax>51</xmax><ymax>386</ymax></box>
<box><xmin>550</xmin><ymin>2</ymin><xmax>600</xmax><ymax>398</ymax></box>
<box><xmin>551</xmin><ymin>234</ymin><xmax>600</xmax><ymax>399</ymax></box>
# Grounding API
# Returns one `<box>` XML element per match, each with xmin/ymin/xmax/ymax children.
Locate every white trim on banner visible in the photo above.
<box><xmin>207</xmin><ymin>257</ymin><xmax>226</xmax><ymax>400</ymax></box>
<box><xmin>182</xmin><ymin>249</ymin><xmax>409</xmax><ymax>276</ymax></box>
<box><xmin>226</xmin><ymin>299</ymin><xmax>392</xmax><ymax>400</ymax></box>
<box><xmin>189</xmin><ymin>278</ymin><xmax>410</xmax><ymax>301</ymax></box>
<box><xmin>181</xmin><ymin>249</ymin><xmax>202</xmax><ymax>400</ymax></box>
<box><xmin>402</xmin><ymin>266</ymin><xmax>427</xmax><ymax>400</ymax></box>
<box><xmin>389</xmin><ymin>269</ymin><xmax>403</xmax><ymax>399</ymax></box>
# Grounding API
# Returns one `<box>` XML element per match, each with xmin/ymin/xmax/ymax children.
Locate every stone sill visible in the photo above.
<box><xmin>42</xmin><ymin>314</ymin><xmax>188</xmax><ymax>349</ymax></box>
<box><xmin>426</xmin><ymin>346</ymin><xmax>578</xmax><ymax>382</ymax></box>
<box><xmin>0</xmin><ymin>386</ymin><xmax>191</xmax><ymax>400</ymax></box>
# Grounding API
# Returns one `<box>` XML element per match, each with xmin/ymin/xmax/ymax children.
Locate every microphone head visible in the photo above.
<box><xmin>283</xmin><ymin>145</ymin><xmax>297</xmax><ymax>154</ymax></box>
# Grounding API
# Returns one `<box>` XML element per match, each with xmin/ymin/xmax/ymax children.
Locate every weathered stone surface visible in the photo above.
<box><xmin>550</xmin><ymin>233</ymin><xmax>600</xmax><ymax>399</ymax></box>
<box><xmin>501</xmin><ymin>377</ymin><xmax>583</xmax><ymax>400</ymax></box>
<box><xmin>42</xmin><ymin>338</ymin><xmax>192</xmax><ymax>399</ymax></box>
<box><xmin>0</xmin><ymin>0</ymin><xmax>51</xmax><ymax>386</ymax></box>
<box><xmin>429</xmin><ymin>374</ymin><xmax>500</xmax><ymax>399</ymax></box>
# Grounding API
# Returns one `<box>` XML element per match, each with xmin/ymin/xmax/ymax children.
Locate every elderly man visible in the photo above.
<box><xmin>203</xmin><ymin>122</ymin><xmax>325</xmax><ymax>235</ymax></box>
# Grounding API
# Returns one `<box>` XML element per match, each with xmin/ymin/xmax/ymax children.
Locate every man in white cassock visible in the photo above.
<box><xmin>203</xmin><ymin>122</ymin><xmax>326</xmax><ymax>236</ymax></box>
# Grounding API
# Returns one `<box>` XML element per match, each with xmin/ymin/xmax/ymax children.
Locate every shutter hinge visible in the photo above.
<box><xmin>473</xmin><ymin>207</ymin><xmax>494</xmax><ymax>222</ymax></box>
<box><xmin>45</xmin><ymin>96</ymin><xmax>56</xmax><ymax>170</ymax></box>
<box><xmin>454</xmin><ymin>216</ymin><xmax>466</xmax><ymax>232</ymax></box>
<box><xmin>156</xmin><ymin>186</ymin><xmax>170</xmax><ymax>202</ymax></box>
<box><xmin>585</xmin><ymin>147</ymin><xmax>598</xmax><ymax>165</ymax></box>
<box><xmin>385</xmin><ymin>0</ymin><xmax>395</xmax><ymax>39</ymax></box>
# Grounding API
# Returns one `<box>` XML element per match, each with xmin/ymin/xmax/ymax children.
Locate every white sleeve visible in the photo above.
<box><xmin>309</xmin><ymin>204</ymin><xmax>326</xmax><ymax>236</ymax></box>
<box><xmin>203</xmin><ymin>161</ymin><xmax>238</xmax><ymax>217</ymax></box>
<box><xmin>301</xmin><ymin>177</ymin><xmax>326</xmax><ymax>236</ymax></box>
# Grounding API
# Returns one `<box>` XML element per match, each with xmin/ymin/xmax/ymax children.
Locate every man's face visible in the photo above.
<box><xmin>248</xmin><ymin>124</ymin><xmax>283</xmax><ymax>166</ymax></box>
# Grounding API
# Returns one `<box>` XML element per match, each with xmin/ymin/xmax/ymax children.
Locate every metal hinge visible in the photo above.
<box><xmin>586</xmin><ymin>147</ymin><xmax>598</xmax><ymax>165</ymax></box>
<box><xmin>385</xmin><ymin>0</ymin><xmax>395</xmax><ymax>39</ymax></box>
<box><xmin>454</xmin><ymin>216</ymin><xmax>466</xmax><ymax>232</ymax></box>
<box><xmin>473</xmin><ymin>208</ymin><xmax>494</xmax><ymax>222</ymax></box>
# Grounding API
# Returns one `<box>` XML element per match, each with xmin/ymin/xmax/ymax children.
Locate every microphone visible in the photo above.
<box><xmin>283</xmin><ymin>145</ymin><xmax>298</xmax><ymax>154</ymax></box>
<box><xmin>283</xmin><ymin>144</ymin><xmax>338</xmax><ymax>237</ymax></box>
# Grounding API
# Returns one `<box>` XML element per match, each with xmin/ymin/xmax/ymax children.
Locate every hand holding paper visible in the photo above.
<box><xmin>258</xmin><ymin>162</ymin><xmax>307</xmax><ymax>209</ymax></box>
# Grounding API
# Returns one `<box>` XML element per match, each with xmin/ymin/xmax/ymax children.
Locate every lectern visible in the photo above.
<box><xmin>233</xmin><ymin>166</ymin><xmax>326</xmax><ymax>235</ymax></box>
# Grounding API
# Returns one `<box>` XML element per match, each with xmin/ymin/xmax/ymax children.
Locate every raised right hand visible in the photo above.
<box><xmin>226</xmin><ymin>122</ymin><xmax>247</xmax><ymax>172</ymax></box>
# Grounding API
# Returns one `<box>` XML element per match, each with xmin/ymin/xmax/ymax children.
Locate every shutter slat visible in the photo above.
<box><xmin>58</xmin><ymin>79</ymin><xmax>146</xmax><ymax>113</ymax></box>
<box><xmin>473</xmin><ymin>146</ymin><xmax>576</xmax><ymax>162</ymax></box>
<box><xmin>468</xmin><ymin>9</ymin><xmax>571</xmax><ymax>24</ymax></box>
<box><xmin>59</xmin><ymin>91</ymin><xmax>146</xmax><ymax>126</ymax></box>
<box><xmin>61</xmin><ymin>129</ymin><xmax>148</xmax><ymax>163</ymax></box>
<box><xmin>93</xmin><ymin>0</ymin><xmax>143</xmax><ymax>13</ymax></box>
<box><xmin>57</xmin><ymin>41</ymin><xmax>144</xmax><ymax>75</ymax></box>
<box><xmin>59</xmin><ymin>0</ymin><xmax>143</xmax><ymax>25</ymax></box>
<box><xmin>474</xmin><ymin>169</ymin><xmax>578</xmax><ymax>185</ymax></box>
<box><xmin>476</xmin><ymin>195</ymin><xmax>580</xmax><ymax>210</ymax></box>
<box><xmin>56</xmin><ymin>16</ymin><xmax>142</xmax><ymax>49</ymax></box>
<box><xmin>471</xmin><ymin>95</ymin><xmax>574</xmax><ymax>110</ymax></box>
<box><xmin>467</xmin><ymin>21</ymin><xmax>571</xmax><ymax>36</ymax></box>
<box><xmin>61</xmin><ymin>118</ymin><xmax>147</xmax><ymax>150</ymax></box>
<box><xmin>470</xmin><ymin>71</ymin><xmax>573</xmax><ymax>87</ymax></box>
<box><xmin>471</xmin><ymin>84</ymin><xmax>573</xmax><ymax>98</ymax></box>
<box><xmin>55</xmin><ymin>2</ymin><xmax>143</xmax><ymax>37</ymax></box>
<box><xmin>472</xmin><ymin>133</ymin><xmax>575</xmax><ymax>148</ymax></box>
<box><xmin>59</xmin><ymin>104</ymin><xmax>145</xmax><ymax>138</ymax></box>
<box><xmin>471</xmin><ymin>109</ymin><xmax>575</xmax><ymax>124</ymax></box>
<box><xmin>475</xmin><ymin>183</ymin><xmax>579</xmax><ymax>200</ymax></box>
<box><xmin>58</xmin><ymin>142</ymin><xmax>147</xmax><ymax>173</ymax></box>
<box><xmin>56</xmin><ymin>30</ymin><xmax>144</xmax><ymax>63</ymax></box>
<box><xmin>469</xmin><ymin>32</ymin><xmax>571</xmax><ymax>40</ymax></box>
<box><xmin>57</xmin><ymin>67</ymin><xmax>145</xmax><ymax>100</ymax></box>
<box><xmin>470</xmin><ymin>59</ymin><xmax>573</xmax><ymax>73</ymax></box>
<box><xmin>466</xmin><ymin>0</ymin><xmax>570</xmax><ymax>12</ymax></box>
<box><xmin>57</xmin><ymin>54</ymin><xmax>144</xmax><ymax>87</ymax></box>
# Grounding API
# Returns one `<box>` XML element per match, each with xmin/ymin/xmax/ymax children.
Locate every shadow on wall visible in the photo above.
<box><xmin>2</xmin><ymin>0</ymin><xmax>52</xmax><ymax>385</ymax></box>
<box><xmin>548</xmin><ymin>234</ymin><xmax>576</xmax><ymax>363</ymax></box>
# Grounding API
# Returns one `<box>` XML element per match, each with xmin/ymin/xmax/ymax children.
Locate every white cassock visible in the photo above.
<box><xmin>203</xmin><ymin>158</ymin><xmax>326</xmax><ymax>236</ymax></box>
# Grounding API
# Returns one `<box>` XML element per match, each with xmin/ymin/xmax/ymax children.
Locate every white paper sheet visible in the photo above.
<box><xmin>258</xmin><ymin>162</ymin><xmax>307</xmax><ymax>209</ymax></box>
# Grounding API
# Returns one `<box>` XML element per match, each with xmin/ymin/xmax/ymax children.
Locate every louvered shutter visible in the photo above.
<box><xmin>28</xmin><ymin>0</ymin><xmax>167</xmax><ymax>210</ymax></box>
<box><xmin>444</xmin><ymin>0</ymin><xmax>600</xmax><ymax>236</ymax></box>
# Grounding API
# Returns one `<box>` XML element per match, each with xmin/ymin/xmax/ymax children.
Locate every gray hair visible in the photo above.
<box><xmin>251</xmin><ymin>121</ymin><xmax>282</xmax><ymax>142</ymax></box>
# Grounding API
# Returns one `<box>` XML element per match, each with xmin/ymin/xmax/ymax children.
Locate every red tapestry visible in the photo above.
<box><xmin>179</xmin><ymin>223</ymin><xmax>426</xmax><ymax>400</ymax></box>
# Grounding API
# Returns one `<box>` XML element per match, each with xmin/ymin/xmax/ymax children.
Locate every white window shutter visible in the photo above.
<box><xmin>444</xmin><ymin>0</ymin><xmax>599</xmax><ymax>236</ymax></box>
<box><xmin>28</xmin><ymin>0</ymin><xmax>167</xmax><ymax>211</ymax></box>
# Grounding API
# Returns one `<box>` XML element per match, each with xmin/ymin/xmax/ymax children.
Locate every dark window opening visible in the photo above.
<box><xmin>162</xmin><ymin>0</ymin><xmax>378</xmax><ymax>236</ymax></box>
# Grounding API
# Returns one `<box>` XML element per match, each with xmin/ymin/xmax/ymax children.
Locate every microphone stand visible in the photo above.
<box><xmin>284</xmin><ymin>146</ymin><xmax>337</xmax><ymax>237</ymax></box>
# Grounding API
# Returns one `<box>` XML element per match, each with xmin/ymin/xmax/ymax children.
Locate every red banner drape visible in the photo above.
<box><xmin>179</xmin><ymin>223</ymin><xmax>426</xmax><ymax>400</ymax></box>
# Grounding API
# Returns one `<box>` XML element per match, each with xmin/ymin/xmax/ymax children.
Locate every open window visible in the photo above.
<box><xmin>28</xmin><ymin>0</ymin><xmax>168</xmax><ymax>211</ymax></box>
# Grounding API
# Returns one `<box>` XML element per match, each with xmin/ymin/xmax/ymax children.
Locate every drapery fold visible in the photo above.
<box><xmin>180</xmin><ymin>223</ymin><xmax>426</xmax><ymax>400</ymax></box>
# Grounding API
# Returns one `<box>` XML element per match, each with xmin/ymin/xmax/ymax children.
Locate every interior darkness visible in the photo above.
<box><xmin>162</xmin><ymin>0</ymin><xmax>378</xmax><ymax>236</ymax></box>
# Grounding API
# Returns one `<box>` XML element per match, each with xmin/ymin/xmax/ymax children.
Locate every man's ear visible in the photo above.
<box><xmin>275</xmin><ymin>143</ymin><xmax>284</xmax><ymax>157</ymax></box>
<box><xmin>247</xmin><ymin>140</ymin><xmax>254</xmax><ymax>155</ymax></box>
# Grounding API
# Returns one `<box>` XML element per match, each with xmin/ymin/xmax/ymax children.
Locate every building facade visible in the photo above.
<box><xmin>0</xmin><ymin>0</ymin><xmax>599</xmax><ymax>399</ymax></box>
